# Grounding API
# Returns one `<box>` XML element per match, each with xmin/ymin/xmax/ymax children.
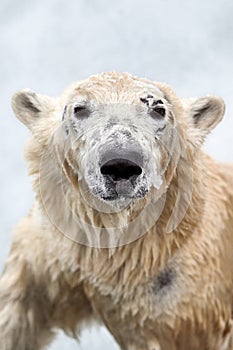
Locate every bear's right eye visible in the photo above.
<box><xmin>73</xmin><ymin>104</ymin><xmax>89</xmax><ymax>119</ymax></box>
<box><xmin>74</xmin><ymin>105</ymin><xmax>86</xmax><ymax>114</ymax></box>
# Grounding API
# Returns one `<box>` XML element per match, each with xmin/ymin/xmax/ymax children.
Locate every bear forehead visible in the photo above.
<box><xmin>64</xmin><ymin>72</ymin><xmax>164</xmax><ymax>104</ymax></box>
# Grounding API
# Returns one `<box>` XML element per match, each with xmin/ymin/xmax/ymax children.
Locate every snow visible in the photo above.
<box><xmin>0</xmin><ymin>0</ymin><xmax>232</xmax><ymax>348</ymax></box>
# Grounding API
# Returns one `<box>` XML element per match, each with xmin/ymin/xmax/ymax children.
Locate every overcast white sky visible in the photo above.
<box><xmin>0</xmin><ymin>0</ymin><xmax>233</xmax><ymax>349</ymax></box>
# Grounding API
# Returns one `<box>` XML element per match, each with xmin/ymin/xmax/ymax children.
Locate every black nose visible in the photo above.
<box><xmin>100</xmin><ymin>158</ymin><xmax>142</xmax><ymax>182</ymax></box>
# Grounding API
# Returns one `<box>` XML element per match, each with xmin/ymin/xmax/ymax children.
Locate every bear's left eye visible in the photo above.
<box><xmin>149</xmin><ymin>105</ymin><xmax>166</xmax><ymax>119</ymax></box>
<box><xmin>140</xmin><ymin>96</ymin><xmax>166</xmax><ymax>119</ymax></box>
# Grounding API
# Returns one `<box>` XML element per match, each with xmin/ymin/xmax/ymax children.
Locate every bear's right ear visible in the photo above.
<box><xmin>12</xmin><ymin>89</ymin><xmax>53</xmax><ymax>131</ymax></box>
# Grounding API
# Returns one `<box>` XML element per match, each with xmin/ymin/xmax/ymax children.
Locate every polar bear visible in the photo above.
<box><xmin>0</xmin><ymin>72</ymin><xmax>233</xmax><ymax>350</ymax></box>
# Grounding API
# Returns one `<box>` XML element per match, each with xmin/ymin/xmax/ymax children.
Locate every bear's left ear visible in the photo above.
<box><xmin>12</xmin><ymin>89</ymin><xmax>54</xmax><ymax>131</ymax></box>
<box><xmin>185</xmin><ymin>95</ymin><xmax>225</xmax><ymax>142</ymax></box>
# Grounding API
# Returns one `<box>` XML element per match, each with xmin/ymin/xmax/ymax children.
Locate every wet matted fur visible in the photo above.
<box><xmin>1</xmin><ymin>72</ymin><xmax>233</xmax><ymax>350</ymax></box>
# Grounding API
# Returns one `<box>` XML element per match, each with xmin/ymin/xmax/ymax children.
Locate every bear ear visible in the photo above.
<box><xmin>12</xmin><ymin>89</ymin><xmax>53</xmax><ymax>130</ymax></box>
<box><xmin>185</xmin><ymin>95</ymin><xmax>225</xmax><ymax>141</ymax></box>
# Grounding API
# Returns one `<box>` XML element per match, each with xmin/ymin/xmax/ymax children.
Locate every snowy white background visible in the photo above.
<box><xmin>0</xmin><ymin>0</ymin><xmax>233</xmax><ymax>349</ymax></box>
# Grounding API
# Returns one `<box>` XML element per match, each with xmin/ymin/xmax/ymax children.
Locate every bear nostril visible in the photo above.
<box><xmin>100</xmin><ymin>159</ymin><xmax>142</xmax><ymax>182</ymax></box>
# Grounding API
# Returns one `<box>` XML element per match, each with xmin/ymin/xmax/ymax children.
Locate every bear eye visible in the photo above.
<box><xmin>150</xmin><ymin>106</ymin><xmax>166</xmax><ymax>118</ymax></box>
<box><xmin>73</xmin><ymin>103</ymin><xmax>89</xmax><ymax>119</ymax></box>
<box><xmin>74</xmin><ymin>104</ymin><xmax>86</xmax><ymax>114</ymax></box>
<box><xmin>140</xmin><ymin>96</ymin><xmax>166</xmax><ymax>119</ymax></box>
<box><xmin>149</xmin><ymin>100</ymin><xmax>166</xmax><ymax>119</ymax></box>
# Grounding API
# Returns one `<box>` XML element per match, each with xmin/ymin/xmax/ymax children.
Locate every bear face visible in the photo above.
<box><xmin>61</xmin><ymin>91</ymin><xmax>178</xmax><ymax>207</ymax></box>
<box><xmin>11</xmin><ymin>72</ymin><xmax>225</xmax><ymax>247</ymax></box>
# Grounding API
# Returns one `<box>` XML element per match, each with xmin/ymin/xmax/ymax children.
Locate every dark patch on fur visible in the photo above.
<box><xmin>62</xmin><ymin>106</ymin><xmax>69</xmax><ymax>135</ymax></box>
<box><xmin>140</xmin><ymin>97</ymin><xmax>150</xmax><ymax>106</ymax></box>
<box><xmin>157</xmin><ymin>125</ymin><xmax>166</xmax><ymax>133</ymax></box>
<box><xmin>71</xmin><ymin>119</ymin><xmax>78</xmax><ymax>133</ymax></box>
<box><xmin>21</xmin><ymin>95</ymin><xmax>40</xmax><ymax>113</ymax></box>
<box><xmin>152</xmin><ymin>99</ymin><xmax>164</xmax><ymax>106</ymax></box>
<box><xmin>153</xmin><ymin>267</ymin><xmax>175</xmax><ymax>294</ymax></box>
<box><xmin>222</xmin><ymin>320</ymin><xmax>232</xmax><ymax>338</ymax></box>
<box><xmin>62</xmin><ymin>105</ymin><xmax>67</xmax><ymax>121</ymax></box>
<box><xmin>64</xmin><ymin>123</ymin><xmax>69</xmax><ymax>135</ymax></box>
